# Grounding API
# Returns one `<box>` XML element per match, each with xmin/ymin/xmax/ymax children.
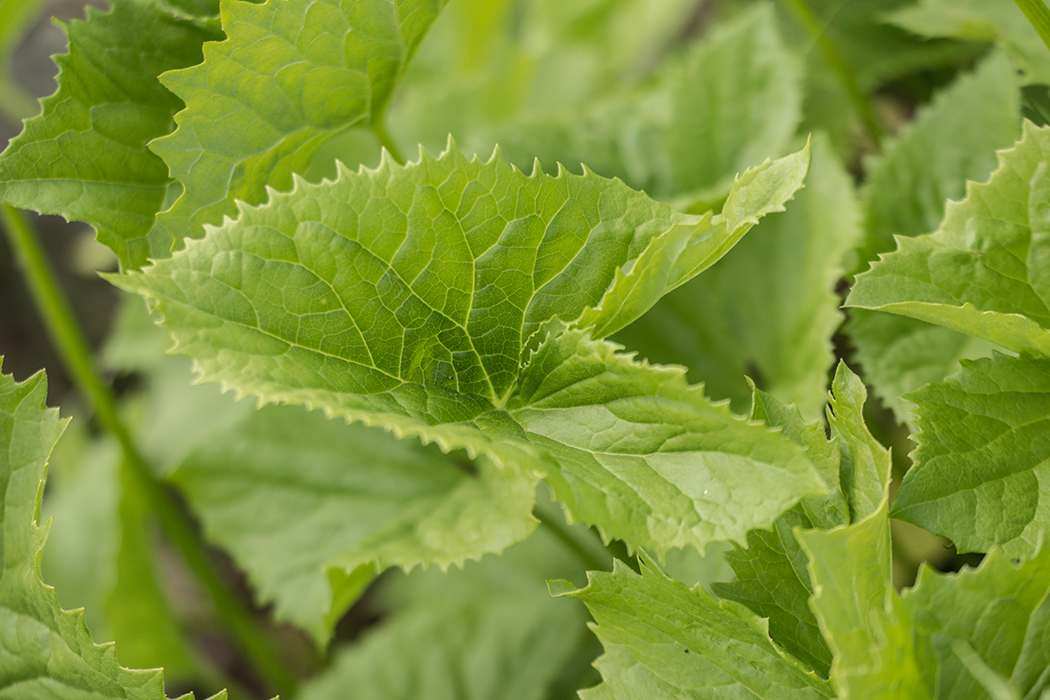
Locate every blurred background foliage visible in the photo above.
<box><xmin>0</xmin><ymin>0</ymin><xmax>1039</xmax><ymax>697</ymax></box>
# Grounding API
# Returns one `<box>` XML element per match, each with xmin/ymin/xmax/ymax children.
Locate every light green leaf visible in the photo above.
<box><xmin>119</xmin><ymin>143</ymin><xmax>819</xmax><ymax>558</ymax></box>
<box><xmin>827</xmin><ymin>361</ymin><xmax>892</xmax><ymax>523</ymax></box>
<box><xmin>847</xmin><ymin>121</ymin><xmax>1050</xmax><ymax>357</ymax></box>
<box><xmin>172</xmin><ymin>403</ymin><xmax>539</xmax><ymax>646</ymax></box>
<box><xmin>857</xmin><ymin>50</ymin><xmax>1021</xmax><ymax>265</ymax></box>
<box><xmin>552</xmin><ymin>559</ymin><xmax>834</xmax><ymax>699</ymax></box>
<box><xmin>710</xmin><ymin>362</ymin><xmax>886</xmax><ymax>678</ymax></box>
<box><xmin>614</xmin><ymin>134</ymin><xmax>857</xmax><ymax>418</ymax></box>
<box><xmin>802</xmin><ymin>419</ymin><xmax>1050</xmax><ymax>700</ymax></box>
<box><xmin>387</xmin><ymin>0</ymin><xmax>695</xmax><ymax>158</ymax></box>
<box><xmin>847</xmin><ymin>50</ymin><xmax>1023</xmax><ymax>421</ymax></box>
<box><xmin>892</xmin><ymin>546</ymin><xmax>1050</xmax><ymax>700</ymax></box>
<box><xmin>797</xmin><ymin>499</ymin><xmax>922</xmax><ymax>698</ymax></box>
<box><xmin>489</xmin><ymin>3</ymin><xmax>803</xmax><ymax>204</ymax></box>
<box><xmin>301</xmin><ymin>523</ymin><xmax>595</xmax><ymax>700</ymax></box>
<box><xmin>892</xmin><ymin>353</ymin><xmax>1050</xmax><ymax>558</ymax></box>
<box><xmin>0</xmin><ymin>364</ymin><xmax>210</xmax><ymax>699</ymax></box>
<box><xmin>148</xmin><ymin>0</ymin><xmax>449</xmax><ymax>265</ymax></box>
<box><xmin>891</xmin><ymin>0</ymin><xmax>1050</xmax><ymax>85</ymax></box>
<box><xmin>104</xmin><ymin>299</ymin><xmax>539</xmax><ymax>646</ymax></box>
<box><xmin>0</xmin><ymin>0</ymin><xmax>220</xmax><ymax>270</ymax></box>
<box><xmin>634</xmin><ymin>2</ymin><xmax>802</xmax><ymax>201</ymax></box>
<box><xmin>510</xmin><ymin>326</ymin><xmax>826</xmax><ymax>556</ymax></box>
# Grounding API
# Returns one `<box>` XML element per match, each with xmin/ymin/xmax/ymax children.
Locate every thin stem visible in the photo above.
<box><xmin>1015</xmin><ymin>0</ymin><xmax>1050</xmax><ymax>55</ymax></box>
<box><xmin>1</xmin><ymin>205</ymin><xmax>297</xmax><ymax>698</ymax></box>
<box><xmin>534</xmin><ymin>507</ymin><xmax>614</xmax><ymax>572</ymax></box>
<box><xmin>779</xmin><ymin>0</ymin><xmax>883</xmax><ymax>145</ymax></box>
<box><xmin>372</xmin><ymin>115</ymin><xmax>406</xmax><ymax>165</ymax></box>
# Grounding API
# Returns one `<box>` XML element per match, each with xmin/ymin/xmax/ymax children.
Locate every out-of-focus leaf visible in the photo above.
<box><xmin>891</xmin><ymin>0</ymin><xmax>1050</xmax><ymax>84</ymax></box>
<box><xmin>300</xmin><ymin>517</ymin><xmax>596</xmax><ymax>700</ymax></box>
<box><xmin>173</xmin><ymin>405</ymin><xmax>539</xmax><ymax>646</ymax></box>
<box><xmin>492</xmin><ymin>3</ymin><xmax>803</xmax><ymax>204</ymax></box>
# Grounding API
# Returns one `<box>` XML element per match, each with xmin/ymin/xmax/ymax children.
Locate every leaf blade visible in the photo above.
<box><xmin>148</xmin><ymin>0</ymin><xmax>450</xmax><ymax>263</ymax></box>
<box><xmin>0</xmin><ymin>363</ymin><xmax>182</xmax><ymax>699</ymax></box>
<box><xmin>847</xmin><ymin>121</ymin><xmax>1050</xmax><ymax>356</ymax></box>
<box><xmin>0</xmin><ymin>0</ymin><xmax>220</xmax><ymax>270</ymax></box>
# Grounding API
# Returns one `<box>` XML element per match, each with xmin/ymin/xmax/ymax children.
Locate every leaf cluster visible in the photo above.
<box><xmin>1</xmin><ymin>0</ymin><xmax>1050</xmax><ymax>698</ymax></box>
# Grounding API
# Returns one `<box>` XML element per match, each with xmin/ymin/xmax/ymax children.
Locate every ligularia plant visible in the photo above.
<box><xmin>1</xmin><ymin>0</ymin><xmax>1049</xmax><ymax>698</ymax></box>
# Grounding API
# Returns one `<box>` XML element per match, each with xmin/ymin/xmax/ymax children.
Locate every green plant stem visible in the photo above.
<box><xmin>534</xmin><ymin>507</ymin><xmax>614</xmax><ymax>572</ymax></box>
<box><xmin>0</xmin><ymin>204</ymin><xmax>297</xmax><ymax>699</ymax></box>
<box><xmin>372</xmin><ymin>115</ymin><xmax>405</xmax><ymax>165</ymax></box>
<box><xmin>779</xmin><ymin>0</ymin><xmax>883</xmax><ymax>145</ymax></box>
<box><xmin>1015</xmin><ymin>0</ymin><xmax>1050</xmax><ymax>54</ymax></box>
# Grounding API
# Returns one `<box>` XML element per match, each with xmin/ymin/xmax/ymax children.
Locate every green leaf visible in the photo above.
<box><xmin>39</xmin><ymin>424</ymin><xmax>121</xmax><ymax>641</ymax></box>
<box><xmin>892</xmin><ymin>353</ymin><xmax>1050</xmax><ymax>558</ymax></box>
<box><xmin>893</xmin><ymin>546</ymin><xmax>1050</xmax><ymax>700</ymax></box>
<box><xmin>104</xmin><ymin>459</ymin><xmax>196</xmax><ymax>674</ymax></box>
<box><xmin>710</xmin><ymin>362</ymin><xmax>887</xmax><ymax>678</ymax></box>
<box><xmin>0</xmin><ymin>0</ymin><xmax>221</xmax><ymax>270</ymax></box>
<box><xmin>856</xmin><ymin>50</ymin><xmax>1022</xmax><ymax>265</ymax></box>
<box><xmin>148</xmin><ymin>0</ymin><xmax>450</xmax><ymax>265</ymax></box>
<box><xmin>510</xmin><ymin>326</ymin><xmax>826</xmax><ymax>556</ymax></box>
<box><xmin>302</xmin><ymin>596</ymin><xmax>585</xmax><ymax>700</ymax></box>
<box><xmin>847</xmin><ymin>121</ymin><xmax>1050</xmax><ymax>357</ymax></box>
<box><xmin>777</xmin><ymin>0</ymin><xmax>980</xmax><ymax>90</ymax></box>
<box><xmin>846</xmin><ymin>50</ymin><xmax>1022</xmax><ymax>421</ymax></box>
<box><xmin>387</xmin><ymin>0</ymin><xmax>695</xmax><ymax>158</ymax></box>
<box><xmin>891</xmin><ymin>0</ymin><xmax>1050</xmax><ymax>85</ymax></box>
<box><xmin>300</xmin><ymin>526</ymin><xmax>593</xmax><ymax>700</ymax></box>
<box><xmin>613</xmin><ymin>134</ymin><xmax>858</xmax><ymax>418</ymax></box>
<box><xmin>172</xmin><ymin>403</ymin><xmax>539</xmax><ymax>646</ymax></box>
<box><xmin>826</xmin><ymin>362</ymin><xmax>893</xmax><ymax>523</ymax></box>
<box><xmin>632</xmin><ymin>2</ymin><xmax>802</xmax><ymax>201</ymax></box>
<box><xmin>797</xmin><ymin>499</ymin><xmax>919</xmax><ymax>698</ymax></box>
<box><xmin>712</xmin><ymin>508</ymin><xmax>832</xmax><ymax>676</ymax></box>
<box><xmin>489</xmin><ymin>3</ymin><xmax>803</xmax><ymax>204</ymax></box>
<box><xmin>802</xmin><ymin>422</ymin><xmax>1050</xmax><ymax>700</ymax></box>
<box><xmin>552</xmin><ymin>559</ymin><xmax>834</xmax><ymax>699</ymax></box>
<box><xmin>0</xmin><ymin>364</ymin><xmax>208</xmax><ymax>699</ymax></box>
<box><xmin>119</xmin><ymin>143</ymin><xmax>820</xmax><ymax>558</ymax></box>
